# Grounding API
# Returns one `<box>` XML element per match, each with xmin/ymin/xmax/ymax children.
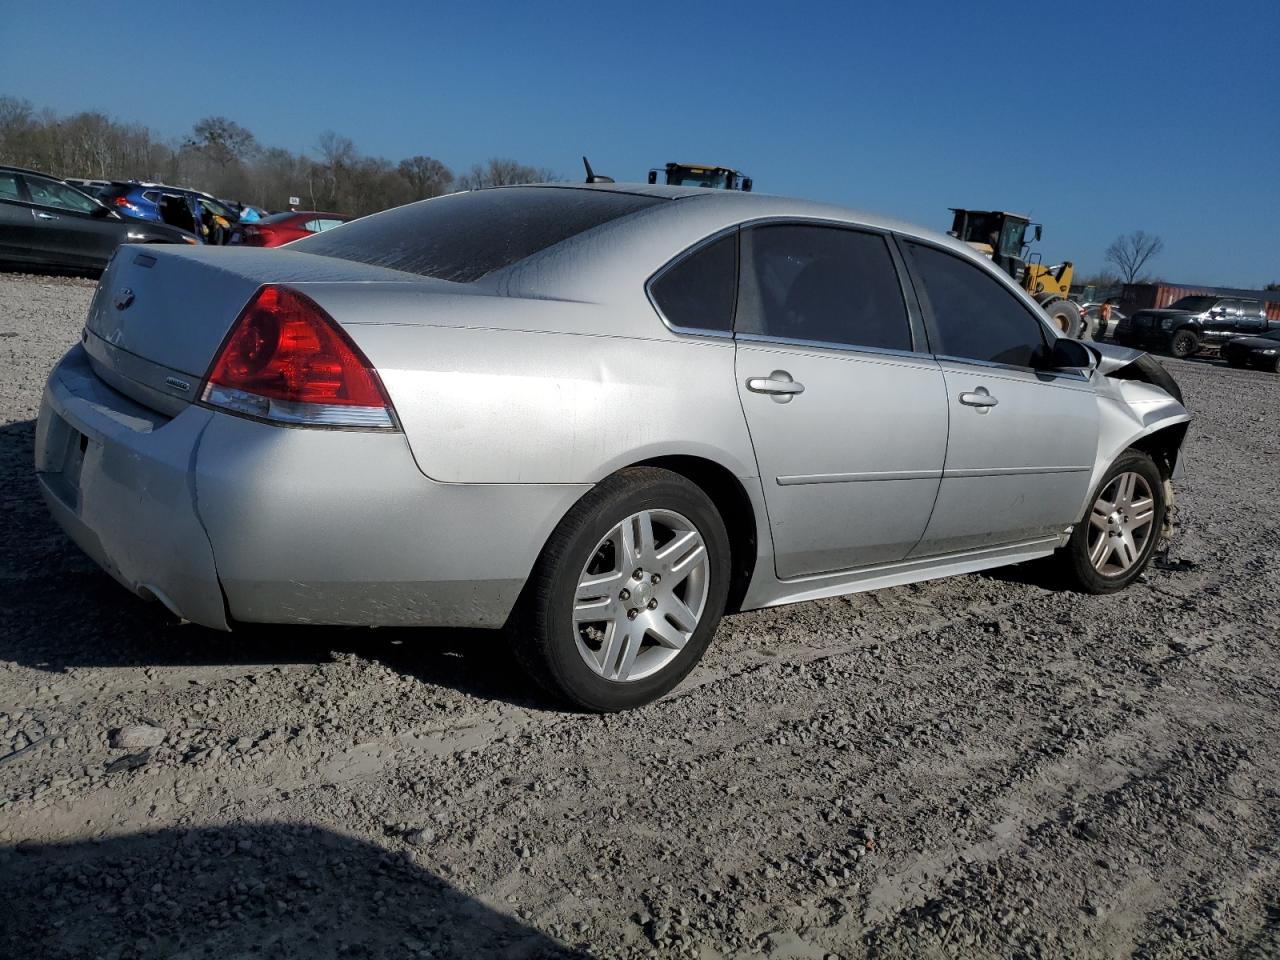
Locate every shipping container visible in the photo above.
<box><xmin>1120</xmin><ymin>283</ymin><xmax>1280</xmax><ymax>322</ymax></box>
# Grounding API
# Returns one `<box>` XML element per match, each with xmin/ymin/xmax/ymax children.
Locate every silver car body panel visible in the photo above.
<box><xmin>35</xmin><ymin>185</ymin><xmax>1192</xmax><ymax>630</ymax></box>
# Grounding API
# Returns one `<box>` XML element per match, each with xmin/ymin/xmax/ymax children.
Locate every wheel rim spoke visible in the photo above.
<box><xmin>612</xmin><ymin>628</ymin><xmax>641</xmax><ymax>680</ymax></box>
<box><xmin>646</xmin><ymin>614</ymin><xmax>688</xmax><ymax>651</ymax></box>
<box><xmin>1089</xmin><ymin>505</ymin><xmax>1111</xmax><ymax>531</ymax></box>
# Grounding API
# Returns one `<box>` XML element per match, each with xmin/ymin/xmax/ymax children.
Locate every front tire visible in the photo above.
<box><xmin>1169</xmin><ymin>329</ymin><xmax>1200</xmax><ymax>358</ymax></box>
<box><xmin>1056</xmin><ymin>450</ymin><xmax>1166</xmax><ymax>594</ymax></box>
<box><xmin>511</xmin><ymin>467</ymin><xmax>731</xmax><ymax>711</ymax></box>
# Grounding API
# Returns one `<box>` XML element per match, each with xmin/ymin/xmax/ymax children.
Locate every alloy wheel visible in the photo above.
<box><xmin>572</xmin><ymin>509</ymin><xmax>710</xmax><ymax>682</ymax></box>
<box><xmin>1087</xmin><ymin>471</ymin><xmax>1156</xmax><ymax>576</ymax></box>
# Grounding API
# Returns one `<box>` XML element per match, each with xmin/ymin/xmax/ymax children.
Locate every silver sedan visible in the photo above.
<box><xmin>35</xmin><ymin>184</ymin><xmax>1191</xmax><ymax>710</ymax></box>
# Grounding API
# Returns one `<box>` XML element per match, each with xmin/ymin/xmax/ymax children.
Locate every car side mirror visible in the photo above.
<box><xmin>741</xmin><ymin>178</ymin><xmax>753</xmax><ymax>192</ymax></box>
<box><xmin>1033</xmin><ymin>225</ymin><xmax>1042</xmax><ymax>242</ymax></box>
<box><xmin>89</xmin><ymin>205</ymin><xmax>114</xmax><ymax>219</ymax></box>
<box><xmin>1044</xmin><ymin>337</ymin><xmax>1095</xmax><ymax>371</ymax></box>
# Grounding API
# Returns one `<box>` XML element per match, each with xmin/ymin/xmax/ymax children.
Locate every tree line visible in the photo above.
<box><xmin>0</xmin><ymin>96</ymin><xmax>556</xmax><ymax>215</ymax></box>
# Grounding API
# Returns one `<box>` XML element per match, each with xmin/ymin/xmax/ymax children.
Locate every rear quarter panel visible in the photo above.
<box><xmin>331</xmin><ymin>302</ymin><xmax>756</xmax><ymax>485</ymax></box>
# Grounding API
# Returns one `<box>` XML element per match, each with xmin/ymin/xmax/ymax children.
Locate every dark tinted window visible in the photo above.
<box><xmin>260</xmin><ymin>211</ymin><xmax>302</xmax><ymax>225</ymax></box>
<box><xmin>905</xmin><ymin>242</ymin><xmax>1047</xmax><ymax>367</ymax></box>
<box><xmin>292</xmin><ymin>187</ymin><xmax>663</xmax><ymax>283</ymax></box>
<box><xmin>649</xmin><ymin>232</ymin><xmax>737</xmax><ymax>332</ymax></box>
<box><xmin>737</xmin><ymin>224</ymin><xmax>911</xmax><ymax>351</ymax></box>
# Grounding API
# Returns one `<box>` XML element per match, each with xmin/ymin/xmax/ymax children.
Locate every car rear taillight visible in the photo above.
<box><xmin>199</xmin><ymin>285</ymin><xmax>397</xmax><ymax>429</ymax></box>
<box><xmin>112</xmin><ymin>196</ymin><xmax>132</xmax><ymax>207</ymax></box>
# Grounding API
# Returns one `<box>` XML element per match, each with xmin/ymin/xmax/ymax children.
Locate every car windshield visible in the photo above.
<box><xmin>1168</xmin><ymin>296</ymin><xmax>1219</xmax><ymax>312</ymax></box>
<box><xmin>290</xmin><ymin>187</ymin><xmax>663</xmax><ymax>283</ymax></box>
<box><xmin>667</xmin><ymin>169</ymin><xmax>730</xmax><ymax>189</ymax></box>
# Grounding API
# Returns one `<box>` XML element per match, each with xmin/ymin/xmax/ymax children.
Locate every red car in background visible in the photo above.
<box><xmin>234</xmin><ymin>211</ymin><xmax>349</xmax><ymax>247</ymax></box>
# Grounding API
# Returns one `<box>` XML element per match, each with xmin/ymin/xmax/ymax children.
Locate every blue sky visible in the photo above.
<box><xmin>3</xmin><ymin>0</ymin><xmax>1277</xmax><ymax>286</ymax></box>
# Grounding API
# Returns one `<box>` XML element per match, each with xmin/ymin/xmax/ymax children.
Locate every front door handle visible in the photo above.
<box><xmin>746</xmin><ymin>370</ymin><xmax>805</xmax><ymax>403</ymax></box>
<box><xmin>33</xmin><ymin>211</ymin><xmax>58</xmax><ymax>221</ymax></box>
<box><xmin>959</xmin><ymin>387</ymin><xmax>998</xmax><ymax>413</ymax></box>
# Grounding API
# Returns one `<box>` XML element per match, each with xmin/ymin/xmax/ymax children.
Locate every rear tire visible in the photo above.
<box><xmin>1044</xmin><ymin>299</ymin><xmax>1084</xmax><ymax>339</ymax></box>
<box><xmin>510</xmin><ymin>467</ymin><xmax>731</xmax><ymax>712</ymax></box>
<box><xmin>1169</xmin><ymin>329</ymin><xmax>1200</xmax><ymax>358</ymax></box>
<box><xmin>1056</xmin><ymin>450</ymin><xmax>1166</xmax><ymax>594</ymax></box>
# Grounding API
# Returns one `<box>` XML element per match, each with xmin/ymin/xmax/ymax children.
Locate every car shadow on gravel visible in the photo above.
<box><xmin>1</xmin><ymin>823</ymin><xmax>594</xmax><ymax>959</ymax></box>
<box><xmin>0</xmin><ymin>419</ymin><xmax>551</xmax><ymax>710</ymax></box>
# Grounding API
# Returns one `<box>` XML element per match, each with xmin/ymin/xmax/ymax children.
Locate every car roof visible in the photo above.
<box><xmin>504</xmin><ymin>182</ymin><xmax>969</xmax><ymax>249</ymax></box>
<box><xmin>0</xmin><ymin>164</ymin><xmax>67</xmax><ymax>179</ymax></box>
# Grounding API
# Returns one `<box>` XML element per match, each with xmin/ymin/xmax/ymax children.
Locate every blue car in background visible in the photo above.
<box><xmin>95</xmin><ymin>181</ymin><xmax>241</xmax><ymax>243</ymax></box>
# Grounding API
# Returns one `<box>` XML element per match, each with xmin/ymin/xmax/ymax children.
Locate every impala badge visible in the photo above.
<box><xmin>165</xmin><ymin>376</ymin><xmax>191</xmax><ymax>393</ymax></box>
<box><xmin>114</xmin><ymin>288</ymin><xmax>135</xmax><ymax>311</ymax></box>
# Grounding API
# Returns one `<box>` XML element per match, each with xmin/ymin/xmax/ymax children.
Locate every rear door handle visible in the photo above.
<box><xmin>959</xmin><ymin>387</ymin><xmax>998</xmax><ymax>412</ymax></box>
<box><xmin>33</xmin><ymin>211</ymin><xmax>58</xmax><ymax>221</ymax></box>
<box><xmin>746</xmin><ymin>370</ymin><xmax>805</xmax><ymax>403</ymax></box>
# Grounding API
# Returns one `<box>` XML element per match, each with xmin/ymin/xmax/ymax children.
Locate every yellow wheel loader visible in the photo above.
<box><xmin>948</xmin><ymin>209</ymin><xmax>1088</xmax><ymax>338</ymax></box>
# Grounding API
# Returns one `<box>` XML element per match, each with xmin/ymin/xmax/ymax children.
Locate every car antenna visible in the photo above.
<box><xmin>582</xmin><ymin>156</ymin><xmax>614</xmax><ymax>184</ymax></box>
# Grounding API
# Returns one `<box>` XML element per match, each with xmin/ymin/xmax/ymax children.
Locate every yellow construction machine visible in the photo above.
<box><xmin>948</xmin><ymin>209</ymin><xmax>1085</xmax><ymax>337</ymax></box>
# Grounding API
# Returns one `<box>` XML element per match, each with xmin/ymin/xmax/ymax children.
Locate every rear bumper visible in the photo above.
<box><xmin>36</xmin><ymin>345</ymin><xmax>589</xmax><ymax>630</ymax></box>
<box><xmin>36</xmin><ymin>345</ymin><xmax>228</xmax><ymax>629</ymax></box>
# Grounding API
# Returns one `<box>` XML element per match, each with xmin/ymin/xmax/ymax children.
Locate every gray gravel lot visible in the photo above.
<box><xmin>1</xmin><ymin>273</ymin><xmax>1278</xmax><ymax>959</ymax></box>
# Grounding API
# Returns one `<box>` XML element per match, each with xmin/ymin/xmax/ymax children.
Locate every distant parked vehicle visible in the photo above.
<box><xmin>64</xmin><ymin>178</ymin><xmax>114</xmax><ymax>197</ymax></box>
<box><xmin>1115</xmin><ymin>295</ymin><xmax>1271</xmax><ymax>358</ymax></box>
<box><xmin>0</xmin><ymin>165</ymin><xmax>196</xmax><ymax>273</ymax></box>
<box><xmin>231</xmin><ymin>211</ymin><xmax>350</xmax><ymax>247</ymax></box>
<box><xmin>1079</xmin><ymin>301</ymin><xmax>1125</xmax><ymax>340</ymax></box>
<box><xmin>96</xmin><ymin>181</ymin><xmax>240</xmax><ymax>243</ymax></box>
<box><xmin>1221</xmin><ymin>328</ymin><xmax>1280</xmax><ymax>372</ymax></box>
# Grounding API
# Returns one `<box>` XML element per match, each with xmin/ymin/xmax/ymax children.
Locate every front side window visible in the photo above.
<box><xmin>24</xmin><ymin>177</ymin><xmax>99</xmax><ymax>214</ymax></box>
<box><xmin>736</xmin><ymin>224</ymin><xmax>912</xmax><ymax>352</ymax></box>
<box><xmin>648</xmin><ymin>232</ymin><xmax>737</xmax><ymax>332</ymax></box>
<box><xmin>904</xmin><ymin>241</ymin><xmax>1047</xmax><ymax>368</ymax></box>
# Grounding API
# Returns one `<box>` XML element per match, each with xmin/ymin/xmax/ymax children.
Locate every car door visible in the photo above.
<box><xmin>20</xmin><ymin>174</ymin><xmax>125</xmax><ymax>268</ymax></box>
<box><xmin>1233</xmin><ymin>300</ymin><xmax>1267</xmax><ymax>336</ymax></box>
<box><xmin>1201</xmin><ymin>299</ymin><xmax>1238</xmax><ymax>342</ymax></box>
<box><xmin>900</xmin><ymin>239</ymin><xmax>1100</xmax><ymax>557</ymax></box>
<box><xmin>0</xmin><ymin>170</ymin><xmax>40</xmax><ymax>264</ymax></box>
<box><xmin>731</xmin><ymin>222</ymin><xmax>948</xmax><ymax>579</ymax></box>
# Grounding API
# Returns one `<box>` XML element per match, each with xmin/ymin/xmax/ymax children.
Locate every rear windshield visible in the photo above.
<box><xmin>290</xmin><ymin>187</ymin><xmax>663</xmax><ymax>283</ymax></box>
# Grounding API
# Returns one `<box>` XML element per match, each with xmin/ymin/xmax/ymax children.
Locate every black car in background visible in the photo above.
<box><xmin>1221</xmin><ymin>328</ymin><xmax>1280</xmax><ymax>372</ymax></box>
<box><xmin>1114</xmin><ymin>295</ymin><xmax>1271</xmax><ymax>358</ymax></box>
<box><xmin>0</xmin><ymin>165</ymin><xmax>197</xmax><ymax>274</ymax></box>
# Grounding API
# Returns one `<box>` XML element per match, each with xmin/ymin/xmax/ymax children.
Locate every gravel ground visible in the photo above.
<box><xmin>2</xmin><ymin>273</ymin><xmax>1278</xmax><ymax>959</ymax></box>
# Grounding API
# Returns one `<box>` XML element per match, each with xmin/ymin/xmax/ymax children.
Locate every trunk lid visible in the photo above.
<box><xmin>83</xmin><ymin>245</ymin><xmax>436</xmax><ymax>413</ymax></box>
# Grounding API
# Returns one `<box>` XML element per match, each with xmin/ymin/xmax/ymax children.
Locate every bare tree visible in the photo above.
<box><xmin>397</xmin><ymin>155</ymin><xmax>454</xmax><ymax>200</ymax></box>
<box><xmin>0</xmin><ymin>97</ymin><xmax>556</xmax><ymax>217</ymax></box>
<box><xmin>1105</xmin><ymin>231</ymin><xmax>1164</xmax><ymax>284</ymax></box>
<box><xmin>457</xmin><ymin>157</ymin><xmax>554</xmax><ymax>189</ymax></box>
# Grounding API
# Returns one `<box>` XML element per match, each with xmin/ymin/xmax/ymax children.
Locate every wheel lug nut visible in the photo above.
<box><xmin>647</xmin><ymin>599</ymin><xmax>658</xmax><ymax>610</ymax></box>
<box><xmin>619</xmin><ymin>589</ymin><xmax>630</xmax><ymax>601</ymax></box>
<box><xmin>633</xmin><ymin>569</ymin><xmax>644</xmax><ymax>581</ymax></box>
<box><xmin>651</xmin><ymin>574</ymin><xmax>660</xmax><ymax>584</ymax></box>
<box><xmin>627</xmin><ymin>609</ymin><xmax>639</xmax><ymax>620</ymax></box>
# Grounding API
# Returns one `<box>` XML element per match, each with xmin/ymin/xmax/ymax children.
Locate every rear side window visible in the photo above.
<box><xmin>0</xmin><ymin>172</ymin><xmax>20</xmax><ymax>200</ymax></box>
<box><xmin>904</xmin><ymin>242</ymin><xmax>1047</xmax><ymax>367</ymax></box>
<box><xmin>292</xmin><ymin>187</ymin><xmax>663</xmax><ymax>283</ymax></box>
<box><xmin>648</xmin><ymin>232</ymin><xmax>737</xmax><ymax>332</ymax></box>
<box><xmin>736</xmin><ymin>224</ymin><xmax>912</xmax><ymax>352</ymax></box>
<box><xmin>24</xmin><ymin>177</ymin><xmax>99</xmax><ymax>214</ymax></box>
